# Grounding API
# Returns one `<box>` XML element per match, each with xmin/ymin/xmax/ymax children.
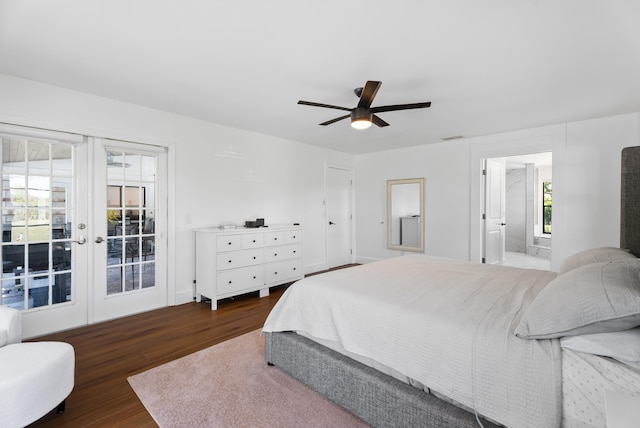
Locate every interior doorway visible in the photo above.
<box><xmin>326</xmin><ymin>165</ymin><xmax>353</xmax><ymax>269</ymax></box>
<box><xmin>483</xmin><ymin>152</ymin><xmax>552</xmax><ymax>270</ymax></box>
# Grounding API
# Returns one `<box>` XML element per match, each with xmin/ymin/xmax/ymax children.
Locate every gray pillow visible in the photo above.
<box><xmin>558</xmin><ymin>247</ymin><xmax>636</xmax><ymax>275</ymax></box>
<box><xmin>515</xmin><ymin>259</ymin><xmax>640</xmax><ymax>339</ymax></box>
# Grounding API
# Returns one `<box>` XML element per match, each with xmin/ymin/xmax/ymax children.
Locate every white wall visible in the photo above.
<box><xmin>355</xmin><ymin>141</ymin><xmax>472</xmax><ymax>263</ymax></box>
<box><xmin>355</xmin><ymin>113</ymin><xmax>640</xmax><ymax>271</ymax></box>
<box><xmin>556</xmin><ymin>114</ymin><xmax>639</xmax><ymax>263</ymax></box>
<box><xmin>0</xmin><ymin>74</ymin><xmax>354</xmax><ymax>306</ymax></box>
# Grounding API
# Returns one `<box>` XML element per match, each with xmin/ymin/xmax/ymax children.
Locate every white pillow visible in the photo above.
<box><xmin>558</xmin><ymin>247</ymin><xmax>637</xmax><ymax>276</ymax></box>
<box><xmin>561</xmin><ymin>327</ymin><xmax>640</xmax><ymax>370</ymax></box>
<box><xmin>515</xmin><ymin>259</ymin><xmax>640</xmax><ymax>339</ymax></box>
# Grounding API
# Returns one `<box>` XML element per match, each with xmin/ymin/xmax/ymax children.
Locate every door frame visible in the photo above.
<box><xmin>469</xmin><ymin>126</ymin><xmax>562</xmax><ymax>264</ymax></box>
<box><xmin>325</xmin><ymin>163</ymin><xmax>355</xmax><ymax>270</ymax></box>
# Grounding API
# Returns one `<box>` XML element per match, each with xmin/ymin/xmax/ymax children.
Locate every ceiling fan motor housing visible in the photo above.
<box><xmin>351</xmin><ymin>107</ymin><xmax>372</xmax><ymax>122</ymax></box>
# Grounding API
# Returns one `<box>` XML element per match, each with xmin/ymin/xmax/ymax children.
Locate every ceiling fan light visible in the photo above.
<box><xmin>350</xmin><ymin>107</ymin><xmax>372</xmax><ymax>130</ymax></box>
<box><xmin>351</xmin><ymin>119</ymin><xmax>372</xmax><ymax>130</ymax></box>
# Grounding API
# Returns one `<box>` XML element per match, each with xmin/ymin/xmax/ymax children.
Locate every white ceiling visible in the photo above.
<box><xmin>1</xmin><ymin>1</ymin><xmax>639</xmax><ymax>155</ymax></box>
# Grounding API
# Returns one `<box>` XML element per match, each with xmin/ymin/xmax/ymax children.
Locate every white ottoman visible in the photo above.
<box><xmin>0</xmin><ymin>341</ymin><xmax>75</xmax><ymax>428</ymax></box>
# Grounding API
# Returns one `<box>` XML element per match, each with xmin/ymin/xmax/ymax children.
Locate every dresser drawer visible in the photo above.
<box><xmin>264</xmin><ymin>231</ymin><xmax>285</xmax><ymax>246</ymax></box>
<box><xmin>217</xmin><ymin>265</ymin><xmax>264</xmax><ymax>295</ymax></box>
<box><xmin>284</xmin><ymin>230</ymin><xmax>302</xmax><ymax>244</ymax></box>
<box><xmin>241</xmin><ymin>233</ymin><xmax>263</xmax><ymax>249</ymax></box>
<box><xmin>264</xmin><ymin>244</ymin><xmax>301</xmax><ymax>263</ymax></box>
<box><xmin>265</xmin><ymin>259</ymin><xmax>303</xmax><ymax>284</ymax></box>
<box><xmin>216</xmin><ymin>235</ymin><xmax>242</xmax><ymax>252</ymax></box>
<box><xmin>216</xmin><ymin>248</ymin><xmax>264</xmax><ymax>271</ymax></box>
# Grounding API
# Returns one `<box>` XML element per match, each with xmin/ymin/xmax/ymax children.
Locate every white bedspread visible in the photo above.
<box><xmin>263</xmin><ymin>254</ymin><xmax>562</xmax><ymax>428</ymax></box>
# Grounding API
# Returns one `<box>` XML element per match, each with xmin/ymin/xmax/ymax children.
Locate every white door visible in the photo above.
<box><xmin>327</xmin><ymin>166</ymin><xmax>353</xmax><ymax>269</ymax></box>
<box><xmin>484</xmin><ymin>158</ymin><xmax>506</xmax><ymax>264</ymax></box>
<box><xmin>91</xmin><ymin>139</ymin><xmax>167</xmax><ymax>323</ymax></box>
<box><xmin>0</xmin><ymin>126</ymin><xmax>90</xmax><ymax>338</ymax></box>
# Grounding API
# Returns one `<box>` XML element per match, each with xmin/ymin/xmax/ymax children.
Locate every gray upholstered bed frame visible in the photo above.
<box><xmin>265</xmin><ymin>146</ymin><xmax>639</xmax><ymax>427</ymax></box>
<box><xmin>265</xmin><ymin>331</ymin><xmax>500</xmax><ymax>427</ymax></box>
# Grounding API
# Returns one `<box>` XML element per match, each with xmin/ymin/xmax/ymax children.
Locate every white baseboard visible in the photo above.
<box><xmin>356</xmin><ymin>256</ymin><xmax>382</xmax><ymax>264</ymax></box>
<box><xmin>304</xmin><ymin>262</ymin><xmax>328</xmax><ymax>275</ymax></box>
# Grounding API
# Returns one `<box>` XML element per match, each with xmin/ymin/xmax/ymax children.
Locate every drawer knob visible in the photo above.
<box><xmin>228</xmin><ymin>260</ymin><xmax>232</xmax><ymax>263</ymax></box>
<box><xmin>274</xmin><ymin>253</ymin><xmax>278</xmax><ymax>257</ymax></box>
<box><xmin>293</xmin><ymin>250</ymin><xmax>296</xmax><ymax>254</ymax></box>
<box><xmin>253</xmin><ymin>276</ymin><xmax>256</xmax><ymax>279</ymax></box>
<box><xmin>228</xmin><ymin>280</ymin><xmax>232</xmax><ymax>284</ymax></box>
<box><xmin>227</xmin><ymin>242</ymin><xmax>232</xmax><ymax>245</ymax></box>
<box><xmin>253</xmin><ymin>256</ymin><xmax>256</xmax><ymax>259</ymax></box>
<box><xmin>293</xmin><ymin>267</ymin><xmax>297</xmax><ymax>271</ymax></box>
<box><xmin>293</xmin><ymin>235</ymin><xmax>296</xmax><ymax>239</ymax></box>
<box><xmin>274</xmin><ymin>271</ymin><xmax>278</xmax><ymax>275</ymax></box>
<box><xmin>252</xmin><ymin>239</ymin><xmax>256</xmax><ymax>243</ymax></box>
<box><xmin>274</xmin><ymin>237</ymin><xmax>278</xmax><ymax>241</ymax></box>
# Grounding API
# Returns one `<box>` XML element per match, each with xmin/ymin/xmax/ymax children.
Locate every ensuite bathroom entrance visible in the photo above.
<box><xmin>484</xmin><ymin>152</ymin><xmax>552</xmax><ymax>271</ymax></box>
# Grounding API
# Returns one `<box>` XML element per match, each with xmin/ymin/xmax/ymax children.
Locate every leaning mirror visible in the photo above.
<box><xmin>387</xmin><ymin>178</ymin><xmax>425</xmax><ymax>252</ymax></box>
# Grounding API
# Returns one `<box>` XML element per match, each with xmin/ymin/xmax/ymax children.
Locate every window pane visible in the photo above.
<box><xmin>105</xmin><ymin>148</ymin><xmax>157</xmax><ymax>296</ymax></box>
<box><xmin>542</xmin><ymin>181</ymin><xmax>552</xmax><ymax>234</ymax></box>
<box><xmin>2</xmin><ymin>137</ymin><xmax>74</xmax><ymax>310</ymax></box>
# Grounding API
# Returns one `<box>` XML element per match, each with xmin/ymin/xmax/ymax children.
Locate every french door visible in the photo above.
<box><xmin>0</xmin><ymin>126</ymin><xmax>89</xmax><ymax>337</ymax></box>
<box><xmin>0</xmin><ymin>125</ymin><xmax>167</xmax><ymax>337</ymax></box>
<box><xmin>91</xmin><ymin>138</ymin><xmax>167</xmax><ymax>323</ymax></box>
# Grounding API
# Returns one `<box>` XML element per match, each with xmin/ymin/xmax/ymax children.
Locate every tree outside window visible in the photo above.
<box><xmin>543</xmin><ymin>181</ymin><xmax>552</xmax><ymax>234</ymax></box>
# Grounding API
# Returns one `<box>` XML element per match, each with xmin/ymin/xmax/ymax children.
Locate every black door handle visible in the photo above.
<box><xmin>329</xmin><ymin>221</ymin><xmax>336</xmax><ymax>225</ymax></box>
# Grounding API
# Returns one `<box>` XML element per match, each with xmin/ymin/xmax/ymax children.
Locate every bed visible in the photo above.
<box><xmin>262</xmin><ymin>146</ymin><xmax>640</xmax><ymax>428</ymax></box>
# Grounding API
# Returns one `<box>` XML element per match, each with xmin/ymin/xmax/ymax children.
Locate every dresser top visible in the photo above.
<box><xmin>194</xmin><ymin>224</ymin><xmax>301</xmax><ymax>234</ymax></box>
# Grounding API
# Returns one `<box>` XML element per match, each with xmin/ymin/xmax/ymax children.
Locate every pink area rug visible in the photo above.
<box><xmin>128</xmin><ymin>329</ymin><xmax>368</xmax><ymax>427</ymax></box>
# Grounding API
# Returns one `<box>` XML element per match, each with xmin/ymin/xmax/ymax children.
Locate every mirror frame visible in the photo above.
<box><xmin>387</xmin><ymin>177</ymin><xmax>425</xmax><ymax>252</ymax></box>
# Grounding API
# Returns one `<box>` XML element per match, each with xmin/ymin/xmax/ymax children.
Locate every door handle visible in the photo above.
<box><xmin>75</xmin><ymin>236</ymin><xmax>87</xmax><ymax>245</ymax></box>
<box><xmin>329</xmin><ymin>221</ymin><xmax>336</xmax><ymax>225</ymax></box>
<box><xmin>94</xmin><ymin>236</ymin><xmax>105</xmax><ymax>243</ymax></box>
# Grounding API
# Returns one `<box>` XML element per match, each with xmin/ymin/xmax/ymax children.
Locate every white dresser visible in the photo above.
<box><xmin>195</xmin><ymin>225</ymin><xmax>303</xmax><ymax>310</ymax></box>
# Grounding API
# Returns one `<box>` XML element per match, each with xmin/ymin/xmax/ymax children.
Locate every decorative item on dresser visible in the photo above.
<box><xmin>195</xmin><ymin>225</ymin><xmax>303</xmax><ymax>310</ymax></box>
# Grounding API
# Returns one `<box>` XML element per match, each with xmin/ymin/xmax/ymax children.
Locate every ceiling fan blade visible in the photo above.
<box><xmin>357</xmin><ymin>81</ymin><xmax>382</xmax><ymax>109</ymax></box>
<box><xmin>371</xmin><ymin>102</ymin><xmax>431</xmax><ymax>113</ymax></box>
<box><xmin>319</xmin><ymin>114</ymin><xmax>350</xmax><ymax>126</ymax></box>
<box><xmin>298</xmin><ymin>100</ymin><xmax>352</xmax><ymax>112</ymax></box>
<box><xmin>371</xmin><ymin>114</ymin><xmax>390</xmax><ymax>127</ymax></box>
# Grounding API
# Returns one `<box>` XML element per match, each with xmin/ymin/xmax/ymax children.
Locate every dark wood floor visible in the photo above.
<box><xmin>27</xmin><ymin>287</ymin><xmax>289</xmax><ymax>427</ymax></box>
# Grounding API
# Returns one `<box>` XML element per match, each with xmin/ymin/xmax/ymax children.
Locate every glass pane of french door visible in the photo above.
<box><xmin>106</xmin><ymin>150</ymin><xmax>156</xmax><ymax>295</ymax></box>
<box><xmin>1</xmin><ymin>137</ymin><xmax>73</xmax><ymax>310</ymax></box>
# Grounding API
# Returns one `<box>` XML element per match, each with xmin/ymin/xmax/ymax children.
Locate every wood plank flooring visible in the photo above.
<box><xmin>27</xmin><ymin>287</ymin><xmax>289</xmax><ymax>427</ymax></box>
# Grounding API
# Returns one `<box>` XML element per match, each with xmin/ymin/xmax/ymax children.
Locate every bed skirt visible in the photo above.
<box><xmin>264</xmin><ymin>331</ymin><xmax>501</xmax><ymax>428</ymax></box>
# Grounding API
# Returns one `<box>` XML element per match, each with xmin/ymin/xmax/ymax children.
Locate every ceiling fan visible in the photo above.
<box><xmin>298</xmin><ymin>80</ymin><xmax>431</xmax><ymax>130</ymax></box>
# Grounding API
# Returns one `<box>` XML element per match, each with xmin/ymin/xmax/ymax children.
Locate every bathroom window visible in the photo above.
<box><xmin>543</xmin><ymin>181</ymin><xmax>552</xmax><ymax>234</ymax></box>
